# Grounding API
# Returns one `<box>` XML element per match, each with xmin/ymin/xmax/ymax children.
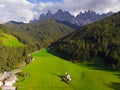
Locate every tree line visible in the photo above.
<box><xmin>0</xmin><ymin>43</ymin><xmax>31</xmax><ymax>72</ymax></box>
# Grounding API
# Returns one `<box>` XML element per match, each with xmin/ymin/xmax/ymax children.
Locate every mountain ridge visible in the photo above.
<box><xmin>3</xmin><ymin>19</ymin><xmax>74</xmax><ymax>49</ymax></box>
<box><xmin>31</xmin><ymin>9</ymin><xmax>113</xmax><ymax>29</ymax></box>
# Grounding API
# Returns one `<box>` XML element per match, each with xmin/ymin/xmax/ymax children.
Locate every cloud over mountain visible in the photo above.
<box><xmin>0</xmin><ymin>0</ymin><xmax>120</xmax><ymax>23</ymax></box>
<box><xmin>35</xmin><ymin>0</ymin><xmax>120</xmax><ymax>16</ymax></box>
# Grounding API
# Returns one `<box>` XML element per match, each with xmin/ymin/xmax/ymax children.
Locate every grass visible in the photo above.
<box><xmin>0</xmin><ymin>32</ymin><xmax>24</xmax><ymax>47</ymax></box>
<box><xmin>0</xmin><ymin>29</ymin><xmax>4</xmax><ymax>33</ymax></box>
<box><xmin>16</xmin><ymin>48</ymin><xmax>120</xmax><ymax>90</ymax></box>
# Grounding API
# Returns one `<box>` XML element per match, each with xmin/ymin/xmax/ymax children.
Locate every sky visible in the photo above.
<box><xmin>28</xmin><ymin>0</ymin><xmax>62</xmax><ymax>3</ymax></box>
<box><xmin>0</xmin><ymin>0</ymin><xmax>120</xmax><ymax>23</ymax></box>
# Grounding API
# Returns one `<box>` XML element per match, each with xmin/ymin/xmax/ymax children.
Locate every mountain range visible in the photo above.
<box><xmin>31</xmin><ymin>9</ymin><xmax>113</xmax><ymax>29</ymax></box>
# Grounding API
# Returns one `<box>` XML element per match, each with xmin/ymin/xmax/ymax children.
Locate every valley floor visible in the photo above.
<box><xmin>16</xmin><ymin>49</ymin><xmax>120</xmax><ymax>90</ymax></box>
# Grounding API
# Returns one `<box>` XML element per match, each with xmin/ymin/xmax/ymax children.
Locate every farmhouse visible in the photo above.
<box><xmin>4</xmin><ymin>75</ymin><xmax>17</xmax><ymax>86</ymax></box>
<box><xmin>0</xmin><ymin>81</ymin><xmax>3</xmax><ymax>87</ymax></box>
<box><xmin>0</xmin><ymin>72</ymin><xmax>10</xmax><ymax>82</ymax></box>
<box><xmin>0</xmin><ymin>72</ymin><xmax>17</xmax><ymax>90</ymax></box>
<box><xmin>2</xmin><ymin>86</ymin><xmax>16</xmax><ymax>90</ymax></box>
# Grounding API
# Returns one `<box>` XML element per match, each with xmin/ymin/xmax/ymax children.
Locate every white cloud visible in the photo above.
<box><xmin>35</xmin><ymin>2</ymin><xmax>63</xmax><ymax>14</ymax></box>
<box><xmin>0</xmin><ymin>0</ymin><xmax>34</xmax><ymax>23</ymax></box>
<box><xmin>34</xmin><ymin>0</ymin><xmax>120</xmax><ymax>17</ymax></box>
<box><xmin>0</xmin><ymin>4</ymin><xmax>5</xmax><ymax>8</ymax></box>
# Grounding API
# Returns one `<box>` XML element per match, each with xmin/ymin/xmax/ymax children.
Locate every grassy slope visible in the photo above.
<box><xmin>0</xmin><ymin>30</ymin><xmax>24</xmax><ymax>46</ymax></box>
<box><xmin>16</xmin><ymin>49</ymin><xmax>120</xmax><ymax>90</ymax></box>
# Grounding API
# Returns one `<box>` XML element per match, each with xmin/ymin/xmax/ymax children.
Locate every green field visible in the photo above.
<box><xmin>16</xmin><ymin>49</ymin><xmax>120</xmax><ymax>90</ymax></box>
<box><xmin>0</xmin><ymin>31</ymin><xmax>24</xmax><ymax>46</ymax></box>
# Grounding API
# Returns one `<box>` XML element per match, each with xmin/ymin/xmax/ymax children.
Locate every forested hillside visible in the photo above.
<box><xmin>0</xmin><ymin>30</ymin><xmax>29</xmax><ymax>72</ymax></box>
<box><xmin>3</xmin><ymin>19</ymin><xmax>73</xmax><ymax>52</ymax></box>
<box><xmin>52</xmin><ymin>12</ymin><xmax>120</xmax><ymax>69</ymax></box>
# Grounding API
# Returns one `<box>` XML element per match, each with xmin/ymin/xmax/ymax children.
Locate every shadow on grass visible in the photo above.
<box><xmin>113</xmin><ymin>74</ymin><xmax>120</xmax><ymax>78</ymax></box>
<box><xmin>52</xmin><ymin>73</ymin><xmax>70</xmax><ymax>85</ymax></box>
<box><xmin>86</xmin><ymin>63</ymin><xmax>112</xmax><ymax>71</ymax></box>
<box><xmin>47</xmin><ymin>47</ymin><xmax>69</xmax><ymax>60</ymax></box>
<box><xmin>47</xmin><ymin>48</ymin><xmax>119</xmax><ymax>72</ymax></box>
<box><xmin>47</xmin><ymin>48</ymin><xmax>59</xmax><ymax>56</ymax></box>
<box><xmin>83</xmin><ymin>57</ymin><xmax>116</xmax><ymax>71</ymax></box>
<box><xmin>105</xmin><ymin>82</ymin><xmax>120</xmax><ymax>90</ymax></box>
<box><xmin>86</xmin><ymin>62</ymin><xmax>120</xmax><ymax>72</ymax></box>
<box><xmin>104</xmin><ymin>72</ymin><xmax>120</xmax><ymax>90</ymax></box>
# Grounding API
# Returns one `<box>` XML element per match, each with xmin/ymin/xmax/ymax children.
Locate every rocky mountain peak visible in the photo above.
<box><xmin>30</xmin><ymin>9</ymin><xmax>113</xmax><ymax>29</ymax></box>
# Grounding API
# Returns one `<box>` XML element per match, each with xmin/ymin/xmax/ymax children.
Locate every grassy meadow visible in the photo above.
<box><xmin>0</xmin><ymin>30</ymin><xmax>24</xmax><ymax>46</ymax></box>
<box><xmin>16</xmin><ymin>49</ymin><xmax>120</xmax><ymax>90</ymax></box>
